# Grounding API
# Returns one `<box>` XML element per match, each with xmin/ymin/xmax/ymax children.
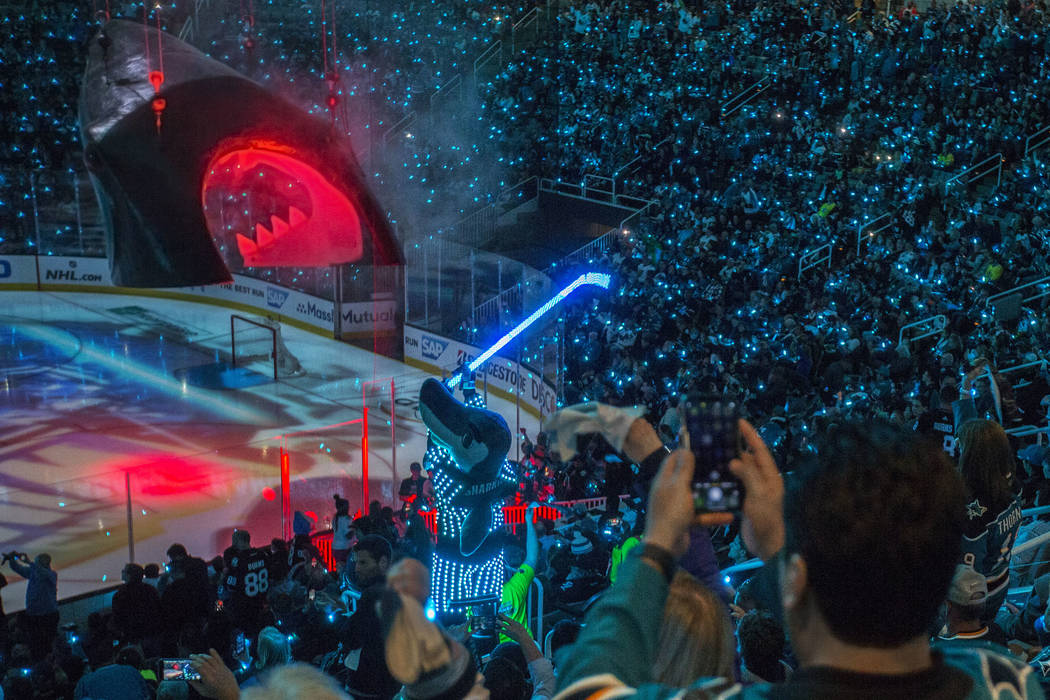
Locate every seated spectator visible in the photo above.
<box><xmin>554</xmin><ymin>418</ymin><xmax>1042</xmax><ymax>698</ymax></box>
<box><xmin>955</xmin><ymin>418</ymin><xmax>1023</xmax><ymax>622</ymax></box>
<box><xmin>737</xmin><ymin>611</ymin><xmax>789</xmax><ymax>683</ymax></box>
<box><xmin>111</xmin><ymin>562</ymin><xmax>162</xmax><ymax>644</ymax></box>
<box><xmin>74</xmin><ymin>645</ymin><xmax>152</xmax><ymax>699</ymax></box>
<box><xmin>935</xmin><ymin>564</ymin><xmax>1009</xmax><ymax>650</ymax></box>
<box><xmin>240</xmin><ymin>626</ymin><xmax>291</xmax><ymax>689</ymax></box>
<box><xmin>652</xmin><ymin>572</ymin><xmax>735</xmax><ymax>687</ymax></box>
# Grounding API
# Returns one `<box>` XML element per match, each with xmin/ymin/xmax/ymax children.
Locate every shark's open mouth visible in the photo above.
<box><xmin>201</xmin><ymin>142</ymin><xmax>364</xmax><ymax>268</ymax></box>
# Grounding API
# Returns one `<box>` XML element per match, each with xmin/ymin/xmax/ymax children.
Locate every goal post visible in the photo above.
<box><xmin>230</xmin><ymin>314</ymin><xmax>303</xmax><ymax>380</ymax></box>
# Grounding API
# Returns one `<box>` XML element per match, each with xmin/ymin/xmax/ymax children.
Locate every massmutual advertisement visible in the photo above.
<box><xmin>0</xmin><ymin>255</ymin><xmax>395</xmax><ymax>337</ymax></box>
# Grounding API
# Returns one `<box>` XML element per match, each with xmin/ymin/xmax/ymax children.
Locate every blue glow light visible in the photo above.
<box><xmin>448</xmin><ymin>271</ymin><xmax>611</xmax><ymax>388</ymax></box>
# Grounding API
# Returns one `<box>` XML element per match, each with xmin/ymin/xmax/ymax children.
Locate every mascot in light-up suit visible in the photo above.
<box><xmin>418</xmin><ymin>376</ymin><xmax>517</xmax><ymax>615</ymax></box>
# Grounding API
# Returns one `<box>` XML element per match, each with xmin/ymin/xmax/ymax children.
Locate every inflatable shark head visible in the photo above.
<box><xmin>79</xmin><ymin>20</ymin><xmax>402</xmax><ymax>287</ymax></box>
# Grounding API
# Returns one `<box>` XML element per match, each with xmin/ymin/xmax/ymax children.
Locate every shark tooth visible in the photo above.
<box><xmin>236</xmin><ymin>233</ymin><xmax>258</xmax><ymax>257</ymax></box>
<box><xmin>288</xmin><ymin>207</ymin><xmax>307</xmax><ymax>226</ymax></box>
<box><xmin>255</xmin><ymin>222</ymin><xmax>275</xmax><ymax>248</ymax></box>
<box><xmin>270</xmin><ymin>214</ymin><xmax>289</xmax><ymax>238</ymax></box>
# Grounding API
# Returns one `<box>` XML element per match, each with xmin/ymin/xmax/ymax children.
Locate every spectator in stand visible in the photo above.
<box><xmin>239</xmin><ymin>626</ymin><xmax>292</xmax><ymax>689</ymax></box>
<box><xmin>955</xmin><ymin>418</ymin><xmax>1023</xmax><ymax>623</ymax></box>
<box><xmin>111</xmin><ymin>562</ymin><xmax>162</xmax><ymax>645</ymax></box>
<box><xmin>736</xmin><ymin>611</ymin><xmax>789</xmax><ymax>683</ymax></box>
<box><xmin>651</xmin><ymin>572</ymin><xmax>735</xmax><ymax>687</ymax></box>
<box><xmin>935</xmin><ymin>564</ymin><xmax>1009</xmax><ymax>650</ymax></box>
<box><xmin>74</xmin><ymin>645</ymin><xmax>152</xmax><ymax>700</ymax></box>
<box><xmin>501</xmin><ymin>503</ymin><xmax>540</xmax><ymax>642</ymax></box>
<box><xmin>287</xmin><ymin>511</ymin><xmax>323</xmax><ymax>581</ymax></box>
<box><xmin>221</xmin><ymin>529</ymin><xmax>272</xmax><ymax>637</ymax></box>
<box><xmin>554</xmin><ymin>418</ymin><xmax>1042</xmax><ymax>698</ymax></box>
<box><xmin>4</xmin><ymin>551</ymin><xmax>58</xmax><ymax>661</ymax></box>
<box><xmin>331</xmin><ymin>494</ymin><xmax>354</xmax><ymax>573</ymax></box>
<box><xmin>340</xmin><ymin>536</ymin><xmax>399</xmax><ymax>700</ymax></box>
<box><xmin>399</xmin><ymin>462</ymin><xmax>435</xmax><ymax>511</ymax></box>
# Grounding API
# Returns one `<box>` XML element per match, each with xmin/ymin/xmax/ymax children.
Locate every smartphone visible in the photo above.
<box><xmin>162</xmin><ymin>659</ymin><xmax>201</xmax><ymax>681</ymax></box>
<box><xmin>683</xmin><ymin>394</ymin><xmax>743</xmax><ymax>513</ymax></box>
<box><xmin>468</xmin><ymin>599</ymin><xmax>498</xmax><ymax>638</ymax></box>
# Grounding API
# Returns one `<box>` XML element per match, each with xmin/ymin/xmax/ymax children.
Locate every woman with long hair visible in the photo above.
<box><xmin>956</xmin><ymin>418</ymin><xmax>1022</xmax><ymax>621</ymax></box>
<box><xmin>651</xmin><ymin>571</ymin><xmax>735</xmax><ymax>686</ymax></box>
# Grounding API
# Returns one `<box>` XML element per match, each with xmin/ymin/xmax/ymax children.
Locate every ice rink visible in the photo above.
<box><xmin>0</xmin><ymin>289</ymin><xmax>540</xmax><ymax>612</ymax></box>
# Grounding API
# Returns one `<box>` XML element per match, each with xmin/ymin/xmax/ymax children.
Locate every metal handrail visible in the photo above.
<box><xmin>986</xmin><ymin>275</ymin><xmax>1050</xmax><ymax>309</ymax></box>
<box><xmin>897</xmin><ymin>314</ymin><xmax>947</xmax><ymax>346</ymax></box>
<box><xmin>473</xmin><ymin>40</ymin><xmax>503</xmax><ymax>84</ymax></box>
<box><xmin>943</xmin><ymin>152</ymin><xmax>1003</xmax><ymax>193</ymax></box>
<box><xmin>857</xmin><ymin>211</ymin><xmax>894</xmax><ymax>256</ymax></box>
<box><xmin>430</xmin><ymin>74</ymin><xmax>463</xmax><ymax>110</ymax></box>
<box><xmin>721</xmin><ymin>76</ymin><xmax>771</xmax><ymax>119</ymax></box>
<box><xmin>1025</xmin><ymin>124</ymin><xmax>1050</xmax><ymax>159</ymax></box>
<box><xmin>383</xmin><ymin>111</ymin><xmax>417</xmax><ymax>144</ymax></box>
<box><xmin>797</xmin><ymin>243</ymin><xmax>832</xmax><ymax>281</ymax></box>
<box><xmin>846</xmin><ymin>10</ymin><xmax>862</xmax><ymax>22</ymax></box>
<box><xmin>511</xmin><ymin>8</ymin><xmax>540</xmax><ymax>53</ymax></box>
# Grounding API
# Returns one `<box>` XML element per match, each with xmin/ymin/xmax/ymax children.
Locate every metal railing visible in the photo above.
<box><xmin>614</xmin><ymin>137</ymin><xmax>672</xmax><ymax>192</ymax></box>
<box><xmin>944</xmin><ymin>152</ymin><xmax>1003</xmax><ymax>193</ymax></box>
<box><xmin>897</xmin><ymin>314</ymin><xmax>947</xmax><ymax>346</ymax></box>
<box><xmin>430</xmin><ymin>74</ymin><xmax>463</xmax><ymax>111</ymax></box>
<box><xmin>1025</xmin><ymin>124</ymin><xmax>1050</xmax><ymax>159</ymax></box>
<box><xmin>473</xmin><ymin>40</ymin><xmax>503</xmax><ymax>87</ymax></box>
<box><xmin>511</xmin><ymin>8</ymin><xmax>540</xmax><ymax>53</ymax></box>
<box><xmin>986</xmin><ymin>275</ymin><xmax>1050</xmax><ymax>312</ymax></box>
<box><xmin>383</xmin><ymin>111</ymin><xmax>417</xmax><ymax>144</ymax></box>
<box><xmin>721</xmin><ymin>76</ymin><xmax>771</xmax><ymax>119</ymax></box>
<box><xmin>857</xmin><ymin>211</ymin><xmax>895</xmax><ymax>256</ymax></box>
<box><xmin>798</xmin><ymin>244</ymin><xmax>832</xmax><ymax>281</ymax></box>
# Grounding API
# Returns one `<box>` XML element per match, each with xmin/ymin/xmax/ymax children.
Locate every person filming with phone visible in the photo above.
<box><xmin>3</xmin><ymin>550</ymin><xmax>58</xmax><ymax>661</ymax></box>
<box><xmin>544</xmin><ymin>404</ymin><xmax>1043</xmax><ymax>699</ymax></box>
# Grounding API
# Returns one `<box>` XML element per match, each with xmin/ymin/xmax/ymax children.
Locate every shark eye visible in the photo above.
<box><xmin>462</xmin><ymin>432</ymin><xmax>473</xmax><ymax>448</ymax></box>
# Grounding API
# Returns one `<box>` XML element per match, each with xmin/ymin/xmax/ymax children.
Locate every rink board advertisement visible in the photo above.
<box><xmin>0</xmin><ymin>255</ymin><xmax>395</xmax><ymax>336</ymax></box>
<box><xmin>403</xmin><ymin>324</ymin><xmax>557</xmax><ymax>419</ymax></box>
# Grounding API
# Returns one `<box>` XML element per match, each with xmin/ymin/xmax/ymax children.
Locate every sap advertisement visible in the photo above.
<box><xmin>403</xmin><ymin>324</ymin><xmax>557</xmax><ymax>419</ymax></box>
<box><xmin>0</xmin><ymin>255</ymin><xmax>395</xmax><ymax>336</ymax></box>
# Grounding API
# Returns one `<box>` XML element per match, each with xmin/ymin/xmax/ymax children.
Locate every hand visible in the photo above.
<box><xmin>188</xmin><ymin>649</ymin><xmax>240</xmax><ymax>700</ymax></box>
<box><xmin>643</xmin><ymin>448</ymin><xmax>695</xmax><ymax>558</ymax></box>
<box><xmin>729</xmin><ymin>419</ymin><xmax>785</xmax><ymax>562</ymax></box>
<box><xmin>498</xmin><ymin>613</ymin><xmax>529</xmax><ymax>642</ymax></box>
<box><xmin>729</xmin><ymin>603</ymin><xmax>748</xmax><ymax>621</ymax></box>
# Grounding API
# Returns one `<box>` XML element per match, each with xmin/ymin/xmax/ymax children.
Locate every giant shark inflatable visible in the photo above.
<box><xmin>79</xmin><ymin>20</ymin><xmax>402</xmax><ymax>287</ymax></box>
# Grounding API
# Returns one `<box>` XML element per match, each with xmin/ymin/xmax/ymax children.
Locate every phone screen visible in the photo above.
<box><xmin>468</xmin><ymin>600</ymin><xmax>497</xmax><ymax>638</ymax></box>
<box><xmin>162</xmin><ymin>659</ymin><xmax>201</xmax><ymax>681</ymax></box>
<box><xmin>683</xmin><ymin>395</ymin><xmax>743</xmax><ymax>513</ymax></box>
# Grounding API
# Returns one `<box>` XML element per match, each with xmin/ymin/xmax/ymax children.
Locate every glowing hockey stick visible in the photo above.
<box><xmin>446</xmin><ymin>271</ymin><xmax>612</xmax><ymax>388</ymax></box>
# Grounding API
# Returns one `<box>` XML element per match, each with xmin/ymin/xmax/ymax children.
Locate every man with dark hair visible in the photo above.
<box><xmin>352</xmin><ymin>534</ymin><xmax>392</xmax><ymax>589</ymax></box>
<box><xmin>341</xmin><ymin>535</ymin><xmax>398</xmax><ymax>699</ymax></box>
<box><xmin>554</xmin><ymin>418</ymin><xmax>1043</xmax><ymax>699</ymax></box>
<box><xmin>221</xmin><ymin>530</ymin><xmax>271</xmax><ymax>636</ymax></box>
<box><xmin>737</xmin><ymin>611</ymin><xmax>787</xmax><ymax>683</ymax></box>
<box><xmin>111</xmin><ymin>563</ymin><xmax>161</xmax><ymax>644</ymax></box>
<box><xmin>399</xmin><ymin>462</ymin><xmax>435</xmax><ymax>510</ymax></box>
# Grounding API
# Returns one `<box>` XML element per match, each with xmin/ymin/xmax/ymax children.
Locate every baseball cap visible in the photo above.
<box><xmin>948</xmin><ymin>565</ymin><xmax>988</xmax><ymax>606</ymax></box>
